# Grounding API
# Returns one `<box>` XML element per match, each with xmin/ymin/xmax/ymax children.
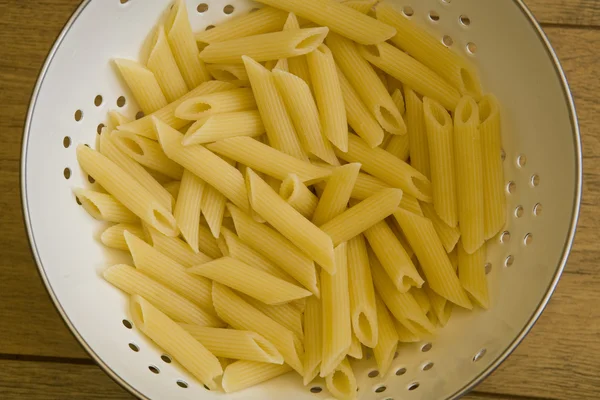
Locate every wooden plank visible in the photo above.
<box><xmin>526</xmin><ymin>0</ymin><xmax>600</xmax><ymax>27</ymax></box>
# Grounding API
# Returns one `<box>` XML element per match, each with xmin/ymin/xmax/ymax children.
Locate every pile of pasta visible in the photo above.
<box><xmin>75</xmin><ymin>0</ymin><xmax>506</xmax><ymax>398</ymax></box>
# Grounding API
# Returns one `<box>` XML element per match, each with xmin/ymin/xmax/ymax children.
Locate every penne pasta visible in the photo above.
<box><xmin>391</xmin><ymin>86</ymin><xmax>405</xmax><ymax>115</ymax></box>
<box><xmin>421</xmin><ymin>202</ymin><xmax>460</xmax><ymax>253</ymax></box>
<box><xmin>175</xmin><ymin>88</ymin><xmax>256</xmax><ymax>120</ymax></box>
<box><xmin>404</xmin><ymin>87</ymin><xmax>431</xmax><ymax>179</ymax></box>
<box><xmin>104</xmin><ymin>264</ymin><xmax>220</xmax><ymax>326</ymax></box>
<box><xmin>319</xmin><ymin>188</ymin><xmax>404</xmax><ymax>246</ymax></box>
<box><xmin>454</xmin><ymin>96</ymin><xmax>485</xmax><ymax>253</ymax></box>
<box><xmin>457</xmin><ymin>241</ymin><xmax>490</xmax><ymax>309</ymax></box>
<box><xmin>183</xmin><ymin>111</ymin><xmax>265</xmax><ymax>145</ymax></box>
<box><xmin>359</xmin><ymin>42</ymin><xmax>461</xmax><ymax>111</ymax></box>
<box><xmin>113</xmin><ymin>59</ymin><xmax>167</xmax><ymax>114</ymax></box>
<box><xmin>173</xmin><ymin>170</ymin><xmax>205</xmax><ymax>252</ymax></box>
<box><xmin>448</xmin><ymin>247</ymin><xmax>459</xmax><ymax>272</ymax></box>
<box><xmin>411</xmin><ymin>287</ymin><xmax>432</xmax><ymax>315</ymax></box>
<box><xmin>100</xmin><ymin>223</ymin><xmax>145</xmax><ymax>251</ymax></box>
<box><xmin>347</xmin><ymin>334</ymin><xmax>363</xmax><ymax>359</ymax></box>
<box><xmin>342</xmin><ymin>0</ymin><xmax>377</xmax><ymax>14</ymax></box>
<box><xmin>386</xmin><ymin>133</ymin><xmax>410</xmax><ymax>162</ymax></box>
<box><xmin>424</xmin><ymin>282</ymin><xmax>453</xmax><ymax>327</ymax></box>
<box><xmin>307</xmin><ymin>44</ymin><xmax>348</xmax><ymax>151</ymax></box>
<box><xmin>222</xmin><ymin>361</ymin><xmax>292</xmax><ymax>393</ymax></box>
<box><xmin>424</xmin><ymin>97</ymin><xmax>457</xmax><ymax>227</ymax></box>
<box><xmin>228</xmin><ymin>204</ymin><xmax>319</xmax><ymax>296</ymax></box>
<box><xmin>394</xmin><ymin>209</ymin><xmax>472</xmax><ymax>309</ymax></box>
<box><xmin>76</xmin><ymin>145</ymin><xmax>178</xmax><ymax>236</ymax></box>
<box><xmin>253</xmin><ymin>0</ymin><xmax>396</xmax><ymax>45</ymax></box>
<box><xmin>395</xmin><ymin>319</ymin><xmax>421</xmax><ymax>343</ymax></box>
<box><xmin>146</xmin><ymin>25</ymin><xmax>188</xmax><ymax>102</ymax></box>
<box><xmin>326</xmin><ymin>358</ymin><xmax>358</xmax><ymax>400</ymax></box>
<box><xmin>312</xmin><ymin>163</ymin><xmax>361</xmax><ymax>226</ymax></box>
<box><xmin>480</xmin><ymin>94</ymin><xmax>506</xmax><ymax>239</ymax></box>
<box><xmin>145</xmin><ymin>225</ymin><xmax>213</xmax><ymax>267</ymax></box>
<box><xmin>207</xmin><ymin>63</ymin><xmax>249</xmax><ymax>82</ymax></box>
<box><xmin>179</xmin><ymin>325</ymin><xmax>283</xmax><ymax>364</ymax></box>
<box><xmin>326</xmin><ymin>33</ymin><xmax>406</xmax><ymax>135</ymax></box>
<box><xmin>283</xmin><ymin>13</ymin><xmax>312</xmax><ymax>89</ymax></box>
<box><xmin>320</xmin><ymin>243</ymin><xmax>352</xmax><ymax>377</ymax></box>
<box><xmin>373</xmin><ymin>295</ymin><xmax>399</xmax><ymax>374</ymax></box>
<box><xmin>303</xmin><ymin>296</ymin><xmax>323</xmax><ymax>385</ymax></box>
<box><xmin>280</xmin><ymin>174</ymin><xmax>319</xmax><ymax>219</ymax></box>
<box><xmin>197</xmin><ymin>224</ymin><xmax>223</xmax><ymax>258</ymax></box>
<box><xmin>130</xmin><ymin>296</ymin><xmax>222</xmax><ymax>390</ymax></box>
<box><xmin>350</xmin><ymin>172</ymin><xmax>390</xmax><ymax>201</ymax></box>
<box><xmin>242</xmin><ymin>296</ymin><xmax>305</xmax><ymax>341</ymax></box>
<box><xmin>200</xmin><ymin>27</ymin><xmax>329</xmax><ymax>64</ymax></box>
<box><xmin>201</xmin><ymin>185</ymin><xmax>227</xmax><ymax>238</ymax></box>
<box><xmin>246</xmin><ymin>169</ymin><xmax>335</xmax><ymax>273</ymax></box>
<box><xmin>73</xmin><ymin>188</ymin><xmax>137</xmax><ymax>223</ymax></box>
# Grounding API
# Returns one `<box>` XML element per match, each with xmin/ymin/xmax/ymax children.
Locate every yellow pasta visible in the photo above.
<box><xmin>326</xmin><ymin>33</ymin><xmax>406</xmax><ymax>135</ymax></box>
<box><xmin>253</xmin><ymin>0</ymin><xmax>396</xmax><ymax>45</ymax></box>
<box><xmin>424</xmin><ymin>283</ymin><xmax>453</xmax><ymax>327</ymax></box>
<box><xmin>222</xmin><ymin>361</ymin><xmax>292</xmax><ymax>393</ymax></box>
<box><xmin>337</xmin><ymin>134</ymin><xmax>432</xmax><ymax>201</ymax></box>
<box><xmin>480</xmin><ymin>94</ymin><xmax>506</xmax><ymax>239</ymax></box>
<box><xmin>391</xmin><ymin>86</ymin><xmax>405</xmax><ymax>114</ymax></box>
<box><xmin>457</xmin><ymin>241</ymin><xmax>490</xmax><ymax>309</ymax></box>
<box><xmin>347</xmin><ymin>334</ymin><xmax>363</xmax><ymax>359</ymax></box>
<box><xmin>179</xmin><ymin>325</ymin><xmax>284</xmax><ymax>364</ymax></box>
<box><xmin>76</xmin><ymin>145</ymin><xmax>178</xmax><ymax>236</ymax></box>
<box><xmin>130</xmin><ymin>296</ymin><xmax>222</xmax><ymax>390</ymax></box>
<box><xmin>175</xmin><ymin>88</ymin><xmax>256</xmax><ymax>120</ymax></box>
<box><xmin>424</xmin><ymin>97</ymin><xmax>457</xmax><ymax>226</ymax></box>
<box><xmin>373</xmin><ymin>295</ymin><xmax>398</xmax><ymax>374</ymax></box>
<box><xmin>375</xmin><ymin>3</ymin><xmax>482</xmax><ymax>99</ymax></box>
<box><xmin>183</xmin><ymin>111</ymin><xmax>265</xmax><ymax>146</ymax></box>
<box><xmin>319</xmin><ymin>188</ymin><xmax>404</xmax><ymax>246</ymax></box>
<box><xmin>312</xmin><ymin>163</ymin><xmax>361</xmax><ymax>226</ymax></box>
<box><xmin>405</xmin><ymin>87</ymin><xmax>431</xmax><ymax>179</ymax></box>
<box><xmin>326</xmin><ymin>358</ymin><xmax>358</xmax><ymax>400</ymax></box>
<box><xmin>303</xmin><ymin>296</ymin><xmax>323</xmax><ymax>385</ymax></box>
<box><xmin>113</xmin><ymin>59</ymin><xmax>167</xmax><ymax>114</ymax></box>
<box><xmin>421</xmin><ymin>202</ymin><xmax>460</xmax><ymax>253</ymax></box>
<box><xmin>350</xmin><ymin>172</ymin><xmax>390</xmax><ymax>201</ymax></box>
<box><xmin>201</xmin><ymin>185</ymin><xmax>227</xmax><ymax>238</ymax></box>
<box><xmin>100</xmin><ymin>223</ymin><xmax>145</xmax><ymax>251</ymax></box>
<box><xmin>448</xmin><ymin>247</ymin><xmax>459</xmax><ymax>272</ymax></box>
<box><xmin>411</xmin><ymin>287</ymin><xmax>432</xmax><ymax>315</ymax></box>
<box><xmin>146</xmin><ymin>25</ymin><xmax>188</xmax><ymax>102</ymax></box>
<box><xmin>197</xmin><ymin>224</ymin><xmax>222</xmax><ymax>258</ymax></box>
<box><xmin>207</xmin><ymin>63</ymin><xmax>249</xmax><ymax>82</ymax></box>
<box><xmin>242</xmin><ymin>295</ymin><xmax>305</xmax><ymax>342</ymax></box>
<box><xmin>173</xmin><ymin>170</ymin><xmax>205</xmax><ymax>252</ymax></box>
<box><xmin>342</xmin><ymin>0</ymin><xmax>377</xmax><ymax>14</ymax></box>
<box><xmin>145</xmin><ymin>225</ymin><xmax>213</xmax><ymax>267</ymax></box>
<box><xmin>386</xmin><ymin>133</ymin><xmax>410</xmax><ymax>162</ymax></box>
<box><xmin>320</xmin><ymin>243</ymin><xmax>352</xmax><ymax>377</ymax></box>
<box><xmin>307</xmin><ymin>44</ymin><xmax>348</xmax><ymax>151</ymax></box>
<box><xmin>280</xmin><ymin>173</ymin><xmax>319</xmax><ymax>219</ymax></box>
<box><xmin>73</xmin><ymin>188</ymin><xmax>137</xmax><ymax>223</ymax></box>
<box><xmin>282</xmin><ymin>13</ymin><xmax>312</xmax><ymax>89</ymax></box>
<box><xmin>454</xmin><ymin>96</ymin><xmax>485</xmax><ymax>253</ymax></box>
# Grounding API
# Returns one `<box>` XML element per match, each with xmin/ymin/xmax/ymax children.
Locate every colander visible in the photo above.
<box><xmin>21</xmin><ymin>0</ymin><xmax>582</xmax><ymax>399</ymax></box>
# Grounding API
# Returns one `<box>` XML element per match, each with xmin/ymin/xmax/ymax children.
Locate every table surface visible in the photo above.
<box><xmin>1</xmin><ymin>0</ymin><xmax>599</xmax><ymax>399</ymax></box>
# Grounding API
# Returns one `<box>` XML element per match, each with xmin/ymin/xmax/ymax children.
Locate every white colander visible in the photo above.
<box><xmin>21</xmin><ymin>0</ymin><xmax>582</xmax><ymax>399</ymax></box>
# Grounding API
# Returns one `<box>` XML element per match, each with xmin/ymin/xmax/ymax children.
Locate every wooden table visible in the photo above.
<box><xmin>1</xmin><ymin>1</ymin><xmax>598</xmax><ymax>399</ymax></box>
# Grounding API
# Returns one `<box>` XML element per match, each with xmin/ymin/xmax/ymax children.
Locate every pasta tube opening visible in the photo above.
<box><xmin>377</xmin><ymin>105</ymin><xmax>404</xmax><ymax>133</ymax></box>
<box><xmin>75</xmin><ymin>193</ymin><xmax>101</xmax><ymax>220</ymax></box>
<box><xmin>119</xmin><ymin>137</ymin><xmax>144</xmax><ymax>156</ymax></box>
<box><xmin>295</xmin><ymin>29</ymin><xmax>330</xmax><ymax>51</ymax></box>
<box><xmin>425</xmin><ymin>98</ymin><xmax>452</xmax><ymax>127</ymax></box>
<box><xmin>412</xmin><ymin>175</ymin><xmax>433</xmax><ymax>201</ymax></box>
<box><xmin>328</xmin><ymin>369</ymin><xmax>352</xmax><ymax>397</ymax></box>
<box><xmin>130</xmin><ymin>296</ymin><xmax>146</xmax><ymax>328</ymax></box>
<box><xmin>479</xmin><ymin>94</ymin><xmax>499</xmax><ymax>124</ymax></box>
<box><xmin>356</xmin><ymin>311</ymin><xmax>376</xmax><ymax>345</ymax></box>
<box><xmin>457</xmin><ymin>97</ymin><xmax>477</xmax><ymax>124</ymax></box>
<box><xmin>152</xmin><ymin>208</ymin><xmax>178</xmax><ymax>236</ymax></box>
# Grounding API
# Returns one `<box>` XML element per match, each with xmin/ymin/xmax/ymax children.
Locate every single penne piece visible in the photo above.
<box><xmin>386</xmin><ymin>133</ymin><xmax>410</xmax><ymax>162</ymax></box>
<box><xmin>347</xmin><ymin>234</ymin><xmax>378</xmax><ymax>348</ymax></box>
<box><xmin>174</xmin><ymin>88</ymin><xmax>256</xmax><ymax>120</ymax></box>
<box><xmin>207</xmin><ymin>63</ymin><xmax>249</xmax><ymax>82</ymax></box>
<box><xmin>405</xmin><ymin>87</ymin><xmax>431</xmax><ymax>179</ymax></box>
<box><xmin>370</xmin><ymin>255</ymin><xmax>436</xmax><ymax>335</ymax></box>
<box><xmin>207</xmin><ymin>137</ymin><xmax>330</xmax><ymax>184</ymax></box>
<box><xmin>337</xmin><ymin>66</ymin><xmax>384</xmax><ymax>147</ymax></box>
<box><xmin>104</xmin><ymin>264</ymin><xmax>220</xmax><ymax>326</ymax></box>
<box><xmin>480</xmin><ymin>94</ymin><xmax>506</xmax><ymax>239</ymax></box>
<box><xmin>178</xmin><ymin>325</ymin><xmax>283</xmax><ymax>364</ymax></box>
<box><xmin>424</xmin><ymin>283</ymin><xmax>453</xmax><ymax>327</ymax></box>
<box><xmin>424</xmin><ymin>97</ymin><xmax>457</xmax><ymax>226</ymax></box>
<box><xmin>243</xmin><ymin>56</ymin><xmax>308</xmax><ymax>160</ymax></box>
<box><xmin>155</xmin><ymin>119</ymin><xmax>250</xmax><ymax>212</ymax></box>
<box><xmin>195</xmin><ymin>7</ymin><xmax>288</xmax><ymax>44</ymax></box>
<box><xmin>319</xmin><ymin>188</ymin><xmax>404</xmax><ymax>246</ymax></box>
<box><xmin>421</xmin><ymin>202</ymin><xmax>460</xmax><ymax>253</ymax></box>
<box><xmin>373</xmin><ymin>295</ymin><xmax>399</xmax><ymax>374</ymax></box>
<box><xmin>280</xmin><ymin>173</ymin><xmax>319</xmax><ymax>219</ymax></box>
<box><xmin>342</xmin><ymin>0</ymin><xmax>377</xmax><ymax>13</ymax></box>
<box><xmin>73</xmin><ymin>188</ymin><xmax>137</xmax><ymax>223</ymax></box>
<box><xmin>391</xmin><ymin>86</ymin><xmax>406</xmax><ymax>114</ymax></box>
<box><xmin>364</xmin><ymin>220</ymin><xmax>423</xmax><ymax>292</ymax></box>
<box><xmin>200</xmin><ymin>27</ymin><xmax>329</xmax><ymax>64</ymax></box>
<box><xmin>198</xmin><ymin>224</ymin><xmax>223</xmax><ymax>258</ymax></box>
<box><xmin>375</xmin><ymin>3</ymin><xmax>482</xmax><ymax>99</ymax></box>
<box><xmin>253</xmin><ymin>0</ymin><xmax>395</xmax><ymax>45</ymax></box>
<box><xmin>326</xmin><ymin>358</ymin><xmax>358</xmax><ymax>400</ymax></box>
<box><xmin>118</xmin><ymin>80</ymin><xmax>235</xmax><ymax>139</ymax></box>
<box><xmin>454</xmin><ymin>96</ymin><xmax>485</xmax><ymax>253</ymax></box>
<box><xmin>457</xmin><ymin>241</ymin><xmax>490</xmax><ymax>309</ymax></box>
<box><xmin>394</xmin><ymin>209</ymin><xmax>472</xmax><ymax>310</ymax></box>
<box><xmin>347</xmin><ymin>334</ymin><xmax>363</xmax><ymax>359</ymax></box>
<box><xmin>146</xmin><ymin>25</ymin><xmax>188</xmax><ymax>102</ymax></box>
<box><xmin>246</xmin><ymin>169</ymin><xmax>335</xmax><ymax>273</ymax></box>
<box><xmin>228</xmin><ymin>204</ymin><xmax>319</xmax><ymax>296</ymax></box>
<box><xmin>76</xmin><ymin>145</ymin><xmax>178</xmax><ymax>236</ymax></box>
<box><xmin>101</xmin><ymin>223</ymin><xmax>145</xmax><ymax>251</ymax></box>
<box><xmin>183</xmin><ymin>111</ymin><xmax>265</xmax><ymax>145</ymax></box>
<box><xmin>326</xmin><ymin>33</ymin><xmax>405</xmax><ymax>135</ymax></box>
<box><xmin>190</xmin><ymin>257</ymin><xmax>312</xmax><ymax>305</ymax></box>
<box><xmin>130</xmin><ymin>296</ymin><xmax>222</xmax><ymax>390</ymax></box>
<box><xmin>337</xmin><ymin>134</ymin><xmax>432</xmax><ymax>201</ymax></box>
<box><xmin>124</xmin><ymin>232</ymin><xmax>214</xmax><ymax>314</ymax></box>
<box><xmin>111</xmin><ymin>131</ymin><xmax>184</xmax><ymax>179</ymax></box>
<box><xmin>359</xmin><ymin>42</ymin><xmax>461</xmax><ymax>110</ymax></box>
<box><xmin>312</xmin><ymin>163</ymin><xmax>361</xmax><ymax>226</ymax></box>
<box><xmin>272</xmin><ymin>69</ymin><xmax>338</xmax><ymax>165</ymax></box>
<box><xmin>145</xmin><ymin>225</ymin><xmax>212</xmax><ymax>267</ymax></box>
<box><xmin>303</xmin><ymin>296</ymin><xmax>323</xmax><ymax>385</ymax></box>
<box><xmin>351</xmin><ymin>172</ymin><xmax>390</xmax><ymax>200</ymax></box>
<box><xmin>219</xmin><ymin>227</ymin><xmax>297</xmax><ymax>284</ymax></box>
<box><xmin>99</xmin><ymin>131</ymin><xmax>173</xmax><ymax>211</ymax></box>
<box><xmin>307</xmin><ymin>44</ymin><xmax>348</xmax><ymax>151</ymax></box>
<box><xmin>282</xmin><ymin>13</ymin><xmax>312</xmax><ymax>89</ymax></box>
<box><xmin>222</xmin><ymin>361</ymin><xmax>292</xmax><ymax>393</ymax></box>
<box><xmin>164</xmin><ymin>0</ymin><xmax>211</xmax><ymax>88</ymax></box>
<box><xmin>320</xmin><ymin>243</ymin><xmax>352</xmax><ymax>377</ymax></box>
<box><xmin>201</xmin><ymin>186</ymin><xmax>227</xmax><ymax>238</ymax></box>
<box><xmin>212</xmin><ymin>283</ymin><xmax>304</xmax><ymax>374</ymax></box>
<box><xmin>242</xmin><ymin>296</ymin><xmax>305</xmax><ymax>341</ymax></box>
<box><xmin>174</xmin><ymin>170</ymin><xmax>205</xmax><ymax>252</ymax></box>
<box><xmin>113</xmin><ymin>59</ymin><xmax>167</xmax><ymax>114</ymax></box>
<box><xmin>400</xmin><ymin>194</ymin><xmax>423</xmax><ymax>216</ymax></box>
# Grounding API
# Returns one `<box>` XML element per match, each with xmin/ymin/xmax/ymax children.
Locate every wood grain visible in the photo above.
<box><xmin>527</xmin><ymin>0</ymin><xmax>600</xmax><ymax>27</ymax></box>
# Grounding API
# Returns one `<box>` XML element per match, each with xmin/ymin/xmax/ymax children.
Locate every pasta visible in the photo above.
<box><xmin>197</xmin><ymin>224</ymin><xmax>223</xmax><ymax>258</ymax></box>
<box><xmin>253</xmin><ymin>0</ymin><xmax>396</xmax><ymax>45</ymax></box>
<box><xmin>282</xmin><ymin>13</ymin><xmax>313</xmax><ymax>89</ymax></box>
<box><xmin>326</xmin><ymin>358</ymin><xmax>357</xmax><ymax>400</ymax></box>
<box><xmin>100</xmin><ymin>223</ymin><xmax>145</xmax><ymax>251</ymax></box>
<box><xmin>373</xmin><ymin>295</ymin><xmax>399</xmax><ymax>374</ymax></box>
<box><xmin>342</xmin><ymin>0</ymin><xmax>377</xmax><ymax>14</ymax></box>
<box><xmin>421</xmin><ymin>202</ymin><xmax>460</xmax><ymax>253</ymax></box>
<box><xmin>424</xmin><ymin>283</ymin><xmax>453</xmax><ymax>327</ymax></box>
<box><xmin>130</xmin><ymin>296</ymin><xmax>222</xmax><ymax>390</ymax></box>
<box><xmin>207</xmin><ymin>63</ymin><xmax>249</xmax><ymax>83</ymax></box>
<box><xmin>454</xmin><ymin>96</ymin><xmax>485</xmax><ymax>253</ymax></box>
<box><xmin>175</xmin><ymin>88</ymin><xmax>256</xmax><ymax>120</ymax></box>
<box><xmin>279</xmin><ymin>174</ymin><xmax>319</xmax><ymax>219</ymax></box>
<box><xmin>222</xmin><ymin>361</ymin><xmax>292</xmax><ymax>393</ymax></box>
<box><xmin>386</xmin><ymin>133</ymin><xmax>410</xmax><ymax>162</ymax></box>
<box><xmin>424</xmin><ymin>97</ymin><xmax>458</xmax><ymax>227</ymax></box>
<box><xmin>173</xmin><ymin>170</ymin><xmax>205</xmax><ymax>252</ymax></box>
<box><xmin>145</xmin><ymin>225</ymin><xmax>213</xmax><ymax>267</ymax></box>
<box><xmin>183</xmin><ymin>111</ymin><xmax>265</xmax><ymax>145</ymax></box>
<box><xmin>178</xmin><ymin>325</ymin><xmax>283</xmax><ymax>364</ymax></box>
<box><xmin>350</xmin><ymin>172</ymin><xmax>389</xmax><ymax>201</ymax></box>
<box><xmin>113</xmin><ymin>59</ymin><xmax>167</xmax><ymax>114</ymax></box>
<box><xmin>201</xmin><ymin>185</ymin><xmax>227</xmax><ymax>238</ymax></box>
<box><xmin>312</xmin><ymin>163</ymin><xmax>361</xmax><ymax>226</ymax></box>
<box><xmin>242</xmin><ymin>296</ymin><xmax>305</xmax><ymax>341</ymax></box>
<box><xmin>146</xmin><ymin>25</ymin><xmax>189</xmax><ymax>102</ymax></box>
<box><xmin>73</xmin><ymin>188</ymin><xmax>138</xmax><ymax>223</ymax></box>
<box><xmin>404</xmin><ymin>87</ymin><xmax>431</xmax><ymax>179</ymax></box>
<box><xmin>76</xmin><ymin>145</ymin><xmax>178</xmax><ymax>236</ymax></box>
<box><xmin>457</xmin><ymin>242</ymin><xmax>490</xmax><ymax>309</ymax></box>
<box><xmin>347</xmin><ymin>334</ymin><xmax>363</xmax><ymax>359</ymax></box>
<box><xmin>303</xmin><ymin>296</ymin><xmax>323</xmax><ymax>385</ymax></box>
<box><xmin>200</xmin><ymin>27</ymin><xmax>329</xmax><ymax>64</ymax></box>
<box><xmin>189</xmin><ymin>257</ymin><xmax>312</xmax><ymax>305</ymax></box>
<box><xmin>307</xmin><ymin>44</ymin><xmax>348</xmax><ymax>151</ymax></box>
